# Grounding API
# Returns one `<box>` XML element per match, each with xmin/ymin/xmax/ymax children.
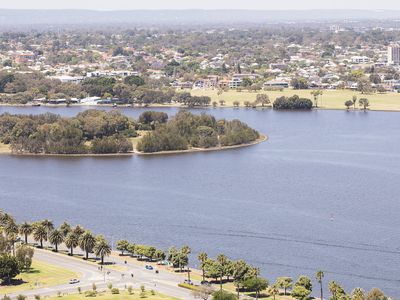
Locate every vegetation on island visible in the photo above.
<box><xmin>0</xmin><ymin>210</ymin><xmax>392</xmax><ymax>300</ymax></box>
<box><xmin>137</xmin><ymin>111</ymin><xmax>260</xmax><ymax>153</ymax></box>
<box><xmin>0</xmin><ymin>110</ymin><xmax>260</xmax><ymax>155</ymax></box>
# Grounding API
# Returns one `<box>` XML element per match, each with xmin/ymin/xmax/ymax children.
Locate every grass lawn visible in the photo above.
<box><xmin>0</xmin><ymin>260</ymin><xmax>79</xmax><ymax>294</ymax></box>
<box><xmin>190</xmin><ymin>89</ymin><xmax>400</xmax><ymax>111</ymax></box>
<box><xmin>46</xmin><ymin>290</ymin><xmax>179</xmax><ymax>300</ymax></box>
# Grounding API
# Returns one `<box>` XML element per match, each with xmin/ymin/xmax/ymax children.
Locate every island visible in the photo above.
<box><xmin>0</xmin><ymin>110</ymin><xmax>265</xmax><ymax>156</ymax></box>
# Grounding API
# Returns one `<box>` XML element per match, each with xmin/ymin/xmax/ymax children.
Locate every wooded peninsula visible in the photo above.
<box><xmin>0</xmin><ymin>110</ymin><xmax>262</xmax><ymax>155</ymax></box>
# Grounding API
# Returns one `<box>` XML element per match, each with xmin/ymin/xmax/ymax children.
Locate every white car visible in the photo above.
<box><xmin>69</xmin><ymin>279</ymin><xmax>80</xmax><ymax>284</ymax></box>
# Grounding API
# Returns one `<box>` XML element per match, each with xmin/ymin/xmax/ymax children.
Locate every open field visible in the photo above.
<box><xmin>191</xmin><ymin>89</ymin><xmax>400</xmax><ymax>111</ymax></box>
<box><xmin>0</xmin><ymin>260</ymin><xmax>78</xmax><ymax>294</ymax></box>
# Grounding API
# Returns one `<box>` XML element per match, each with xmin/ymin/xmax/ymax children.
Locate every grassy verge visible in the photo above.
<box><xmin>190</xmin><ymin>89</ymin><xmax>400</xmax><ymax>111</ymax></box>
<box><xmin>0</xmin><ymin>259</ymin><xmax>79</xmax><ymax>294</ymax></box>
<box><xmin>45</xmin><ymin>290</ymin><xmax>178</xmax><ymax>300</ymax></box>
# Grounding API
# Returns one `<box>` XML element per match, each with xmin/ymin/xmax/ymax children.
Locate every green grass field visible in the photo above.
<box><xmin>0</xmin><ymin>260</ymin><xmax>79</xmax><ymax>294</ymax></box>
<box><xmin>46</xmin><ymin>290</ymin><xmax>178</xmax><ymax>300</ymax></box>
<box><xmin>190</xmin><ymin>89</ymin><xmax>400</xmax><ymax>111</ymax></box>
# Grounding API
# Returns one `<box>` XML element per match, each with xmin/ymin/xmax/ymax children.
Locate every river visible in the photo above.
<box><xmin>0</xmin><ymin>106</ymin><xmax>399</xmax><ymax>297</ymax></box>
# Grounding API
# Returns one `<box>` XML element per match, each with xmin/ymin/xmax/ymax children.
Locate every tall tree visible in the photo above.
<box><xmin>198</xmin><ymin>252</ymin><xmax>208</xmax><ymax>282</ymax></box>
<box><xmin>65</xmin><ymin>232</ymin><xmax>79</xmax><ymax>256</ymax></box>
<box><xmin>33</xmin><ymin>224</ymin><xmax>47</xmax><ymax>248</ymax></box>
<box><xmin>19</xmin><ymin>222</ymin><xmax>33</xmax><ymax>244</ymax></box>
<box><xmin>59</xmin><ymin>222</ymin><xmax>72</xmax><ymax>237</ymax></box>
<box><xmin>49</xmin><ymin>229</ymin><xmax>64</xmax><ymax>252</ymax></box>
<box><xmin>316</xmin><ymin>271</ymin><xmax>324</xmax><ymax>300</ymax></box>
<box><xmin>94</xmin><ymin>236</ymin><xmax>112</xmax><ymax>265</ymax></box>
<box><xmin>79</xmin><ymin>231</ymin><xmax>96</xmax><ymax>260</ymax></box>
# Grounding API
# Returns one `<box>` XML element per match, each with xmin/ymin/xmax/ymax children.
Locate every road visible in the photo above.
<box><xmin>7</xmin><ymin>247</ymin><xmax>197</xmax><ymax>300</ymax></box>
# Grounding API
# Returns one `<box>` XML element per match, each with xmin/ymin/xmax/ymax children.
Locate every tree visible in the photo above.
<box><xmin>19</xmin><ymin>222</ymin><xmax>33</xmax><ymax>244</ymax></box>
<box><xmin>59</xmin><ymin>222</ymin><xmax>72</xmax><ymax>237</ymax></box>
<box><xmin>181</xmin><ymin>245</ymin><xmax>191</xmax><ymax>281</ymax></box>
<box><xmin>192</xmin><ymin>285</ymin><xmax>214</xmax><ymax>300</ymax></box>
<box><xmin>345</xmin><ymin>100</ymin><xmax>353</xmax><ymax>110</ymax></box>
<box><xmin>212</xmin><ymin>290</ymin><xmax>238</xmax><ymax>300</ymax></box>
<box><xmin>232</xmin><ymin>260</ymin><xmax>249</xmax><ymax>298</ymax></box>
<box><xmin>233</xmin><ymin>101</ymin><xmax>240</xmax><ymax>108</ymax></box>
<box><xmin>72</xmin><ymin>225</ymin><xmax>85</xmax><ymax>237</ymax></box>
<box><xmin>268</xmin><ymin>285</ymin><xmax>280</xmax><ymax>300</ymax></box>
<box><xmin>65</xmin><ymin>232</ymin><xmax>79</xmax><ymax>256</ymax></box>
<box><xmin>275</xmin><ymin>277</ymin><xmax>293</xmax><ymax>295</ymax></box>
<box><xmin>116</xmin><ymin>240</ymin><xmax>130</xmax><ymax>255</ymax></box>
<box><xmin>79</xmin><ymin>231</ymin><xmax>96</xmax><ymax>260</ymax></box>
<box><xmin>49</xmin><ymin>229</ymin><xmax>64</xmax><ymax>252</ymax></box>
<box><xmin>216</xmin><ymin>254</ymin><xmax>228</xmax><ymax>290</ymax></box>
<box><xmin>352</xmin><ymin>95</ymin><xmax>357</xmax><ymax>109</ymax></box>
<box><xmin>329</xmin><ymin>281</ymin><xmax>346</xmax><ymax>300</ymax></box>
<box><xmin>4</xmin><ymin>220</ymin><xmax>19</xmax><ymax>255</ymax></box>
<box><xmin>198</xmin><ymin>252</ymin><xmax>208</xmax><ymax>282</ymax></box>
<box><xmin>94</xmin><ymin>236</ymin><xmax>112</xmax><ymax>265</ymax></box>
<box><xmin>310</xmin><ymin>90</ymin><xmax>323</xmax><ymax>107</ymax></box>
<box><xmin>243</xmin><ymin>277</ymin><xmax>269</xmax><ymax>300</ymax></box>
<box><xmin>0</xmin><ymin>254</ymin><xmax>20</xmax><ymax>284</ymax></box>
<box><xmin>15</xmin><ymin>245</ymin><xmax>34</xmax><ymax>271</ymax></box>
<box><xmin>351</xmin><ymin>288</ymin><xmax>366</xmax><ymax>300</ymax></box>
<box><xmin>316</xmin><ymin>271</ymin><xmax>324</xmax><ymax>300</ymax></box>
<box><xmin>366</xmin><ymin>288</ymin><xmax>387</xmax><ymax>300</ymax></box>
<box><xmin>291</xmin><ymin>77</ymin><xmax>309</xmax><ymax>89</ymax></box>
<box><xmin>41</xmin><ymin>219</ymin><xmax>54</xmax><ymax>237</ymax></box>
<box><xmin>295</xmin><ymin>275</ymin><xmax>312</xmax><ymax>291</ymax></box>
<box><xmin>33</xmin><ymin>225</ymin><xmax>47</xmax><ymax>248</ymax></box>
<box><xmin>127</xmin><ymin>243</ymin><xmax>135</xmax><ymax>256</ymax></box>
<box><xmin>357</xmin><ymin>78</ymin><xmax>372</xmax><ymax>94</ymax></box>
<box><xmin>292</xmin><ymin>286</ymin><xmax>312</xmax><ymax>300</ymax></box>
<box><xmin>359</xmin><ymin>98</ymin><xmax>370</xmax><ymax>110</ymax></box>
<box><xmin>256</xmin><ymin>94</ymin><xmax>270</xmax><ymax>107</ymax></box>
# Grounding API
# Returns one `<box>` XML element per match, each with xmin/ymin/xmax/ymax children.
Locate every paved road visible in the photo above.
<box><xmin>7</xmin><ymin>247</ymin><xmax>197</xmax><ymax>300</ymax></box>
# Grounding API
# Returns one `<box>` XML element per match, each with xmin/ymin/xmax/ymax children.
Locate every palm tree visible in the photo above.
<box><xmin>65</xmin><ymin>232</ymin><xmax>79</xmax><ymax>256</ymax></box>
<box><xmin>351</xmin><ymin>288</ymin><xmax>365</xmax><ymax>300</ymax></box>
<box><xmin>33</xmin><ymin>224</ymin><xmax>47</xmax><ymax>248</ymax></box>
<box><xmin>268</xmin><ymin>285</ymin><xmax>280</xmax><ymax>300</ymax></box>
<box><xmin>352</xmin><ymin>95</ymin><xmax>357</xmax><ymax>109</ymax></box>
<box><xmin>181</xmin><ymin>245</ymin><xmax>191</xmax><ymax>282</ymax></box>
<box><xmin>316</xmin><ymin>271</ymin><xmax>324</xmax><ymax>300</ymax></box>
<box><xmin>79</xmin><ymin>231</ymin><xmax>96</xmax><ymax>260</ymax></box>
<box><xmin>41</xmin><ymin>219</ymin><xmax>54</xmax><ymax>239</ymax></box>
<box><xmin>329</xmin><ymin>281</ymin><xmax>340</xmax><ymax>300</ymax></box>
<box><xmin>198</xmin><ymin>252</ymin><xmax>208</xmax><ymax>282</ymax></box>
<box><xmin>19</xmin><ymin>222</ymin><xmax>33</xmax><ymax>244</ymax></box>
<box><xmin>72</xmin><ymin>225</ymin><xmax>85</xmax><ymax>237</ymax></box>
<box><xmin>217</xmin><ymin>254</ymin><xmax>228</xmax><ymax>291</ymax></box>
<box><xmin>59</xmin><ymin>222</ymin><xmax>72</xmax><ymax>237</ymax></box>
<box><xmin>49</xmin><ymin>229</ymin><xmax>64</xmax><ymax>252</ymax></box>
<box><xmin>94</xmin><ymin>236</ymin><xmax>112</xmax><ymax>265</ymax></box>
<box><xmin>4</xmin><ymin>219</ymin><xmax>19</xmax><ymax>255</ymax></box>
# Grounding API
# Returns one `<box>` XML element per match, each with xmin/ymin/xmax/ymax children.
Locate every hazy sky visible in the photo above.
<box><xmin>0</xmin><ymin>0</ymin><xmax>400</xmax><ymax>10</ymax></box>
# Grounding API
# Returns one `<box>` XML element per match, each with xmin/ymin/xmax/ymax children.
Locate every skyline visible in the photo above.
<box><xmin>1</xmin><ymin>0</ymin><xmax>400</xmax><ymax>10</ymax></box>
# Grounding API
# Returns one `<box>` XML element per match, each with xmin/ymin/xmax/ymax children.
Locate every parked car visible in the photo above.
<box><xmin>145</xmin><ymin>265</ymin><xmax>154</xmax><ymax>270</ymax></box>
<box><xmin>69</xmin><ymin>279</ymin><xmax>80</xmax><ymax>284</ymax></box>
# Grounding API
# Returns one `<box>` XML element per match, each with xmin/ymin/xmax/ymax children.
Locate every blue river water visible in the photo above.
<box><xmin>0</xmin><ymin>106</ymin><xmax>399</xmax><ymax>297</ymax></box>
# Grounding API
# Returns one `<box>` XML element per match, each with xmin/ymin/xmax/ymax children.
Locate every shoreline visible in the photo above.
<box><xmin>0</xmin><ymin>135</ymin><xmax>267</xmax><ymax>157</ymax></box>
<box><xmin>1</xmin><ymin>102</ymin><xmax>400</xmax><ymax>112</ymax></box>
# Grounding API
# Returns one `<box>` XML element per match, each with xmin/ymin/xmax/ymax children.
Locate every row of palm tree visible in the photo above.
<box><xmin>1</xmin><ymin>212</ymin><xmax>112</xmax><ymax>265</ymax></box>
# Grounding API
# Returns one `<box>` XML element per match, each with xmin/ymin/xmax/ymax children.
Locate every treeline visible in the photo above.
<box><xmin>136</xmin><ymin>111</ymin><xmax>260</xmax><ymax>153</ymax></box>
<box><xmin>0</xmin><ymin>72</ymin><xmax>213</xmax><ymax>107</ymax></box>
<box><xmin>0</xmin><ymin>110</ymin><xmax>136</xmax><ymax>154</ymax></box>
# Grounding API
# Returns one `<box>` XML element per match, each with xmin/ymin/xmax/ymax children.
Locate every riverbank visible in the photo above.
<box><xmin>0</xmin><ymin>135</ymin><xmax>267</xmax><ymax>157</ymax></box>
<box><xmin>1</xmin><ymin>89</ymin><xmax>400</xmax><ymax>111</ymax></box>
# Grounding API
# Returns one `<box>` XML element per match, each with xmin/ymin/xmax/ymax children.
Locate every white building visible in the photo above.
<box><xmin>388</xmin><ymin>44</ymin><xmax>400</xmax><ymax>65</ymax></box>
<box><xmin>351</xmin><ymin>56</ymin><xmax>370</xmax><ymax>64</ymax></box>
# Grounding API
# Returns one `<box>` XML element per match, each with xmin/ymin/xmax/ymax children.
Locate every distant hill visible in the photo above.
<box><xmin>1</xmin><ymin>9</ymin><xmax>400</xmax><ymax>28</ymax></box>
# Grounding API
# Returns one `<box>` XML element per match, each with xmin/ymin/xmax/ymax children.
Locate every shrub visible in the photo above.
<box><xmin>34</xmin><ymin>296</ymin><xmax>41</xmax><ymax>300</ymax></box>
<box><xmin>140</xmin><ymin>291</ymin><xmax>147</xmax><ymax>298</ymax></box>
<box><xmin>16</xmin><ymin>296</ymin><xmax>27</xmax><ymax>300</ymax></box>
<box><xmin>140</xmin><ymin>284</ymin><xmax>145</xmax><ymax>292</ymax></box>
<box><xmin>107</xmin><ymin>283</ymin><xmax>113</xmax><ymax>290</ymax></box>
<box><xmin>84</xmin><ymin>290</ymin><xmax>97</xmax><ymax>297</ymax></box>
<box><xmin>127</xmin><ymin>285</ymin><xmax>133</xmax><ymax>295</ymax></box>
<box><xmin>111</xmin><ymin>288</ymin><xmax>120</xmax><ymax>294</ymax></box>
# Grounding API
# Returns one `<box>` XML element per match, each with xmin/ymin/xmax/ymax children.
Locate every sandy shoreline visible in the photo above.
<box><xmin>0</xmin><ymin>135</ymin><xmax>267</xmax><ymax>157</ymax></box>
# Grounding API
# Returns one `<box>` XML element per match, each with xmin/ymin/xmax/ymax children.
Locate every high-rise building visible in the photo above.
<box><xmin>388</xmin><ymin>44</ymin><xmax>400</xmax><ymax>65</ymax></box>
